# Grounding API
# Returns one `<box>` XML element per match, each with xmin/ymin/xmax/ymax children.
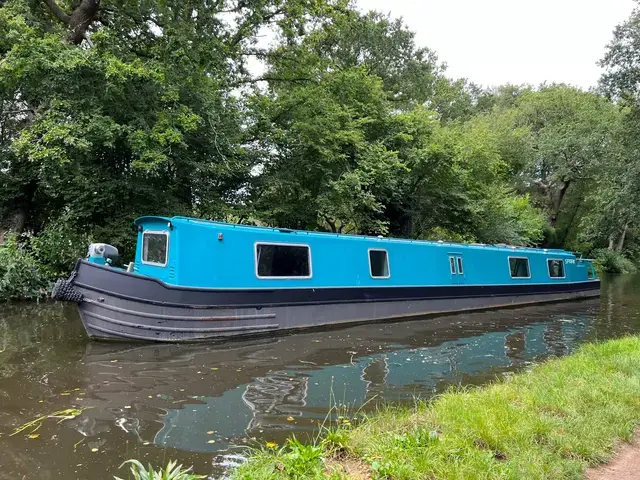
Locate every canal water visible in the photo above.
<box><xmin>0</xmin><ymin>275</ymin><xmax>638</xmax><ymax>479</ymax></box>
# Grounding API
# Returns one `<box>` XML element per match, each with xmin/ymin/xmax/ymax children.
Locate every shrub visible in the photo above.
<box><xmin>0</xmin><ymin>235</ymin><xmax>50</xmax><ymax>301</ymax></box>
<box><xmin>0</xmin><ymin>219</ymin><xmax>90</xmax><ymax>301</ymax></box>
<box><xmin>593</xmin><ymin>248</ymin><xmax>638</xmax><ymax>274</ymax></box>
<box><xmin>30</xmin><ymin>219</ymin><xmax>91</xmax><ymax>279</ymax></box>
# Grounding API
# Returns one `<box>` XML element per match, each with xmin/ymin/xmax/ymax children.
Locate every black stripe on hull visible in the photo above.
<box><xmin>71</xmin><ymin>260</ymin><xmax>601</xmax><ymax>309</ymax></box>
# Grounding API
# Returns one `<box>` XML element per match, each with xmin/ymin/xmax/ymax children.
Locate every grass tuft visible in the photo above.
<box><xmin>114</xmin><ymin>460</ymin><xmax>205</xmax><ymax>480</ymax></box>
<box><xmin>232</xmin><ymin>437</ymin><xmax>330</xmax><ymax>480</ymax></box>
<box><xmin>232</xmin><ymin>336</ymin><xmax>640</xmax><ymax>479</ymax></box>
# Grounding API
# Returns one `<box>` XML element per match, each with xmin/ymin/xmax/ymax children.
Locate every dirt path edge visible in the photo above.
<box><xmin>586</xmin><ymin>428</ymin><xmax>640</xmax><ymax>480</ymax></box>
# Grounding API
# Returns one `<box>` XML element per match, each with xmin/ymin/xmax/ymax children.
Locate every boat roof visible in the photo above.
<box><xmin>134</xmin><ymin>215</ymin><xmax>575</xmax><ymax>256</ymax></box>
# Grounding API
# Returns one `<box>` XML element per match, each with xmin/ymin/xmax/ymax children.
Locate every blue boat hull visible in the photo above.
<box><xmin>61</xmin><ymin>260</ymin><xmax>601</xmax><ymax>342</ymax></box>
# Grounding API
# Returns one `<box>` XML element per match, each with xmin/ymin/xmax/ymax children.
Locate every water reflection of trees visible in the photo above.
<box><xmin>0</xmin><ymin>302</ymin><xmax>84</xmax><ymax>379</ymax></box>
<box><xmin>0</xmin><ymin>302</ymin><xmax>82</xmax><ymax>351</ymax></box>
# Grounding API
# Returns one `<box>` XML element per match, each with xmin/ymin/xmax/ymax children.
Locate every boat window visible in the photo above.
<box><xmin>449</xmin><ymin>256</ymin><xmax>456</xmax><ymax>275</ymax></box>
<box><xmin>142</xmin><ymin>231</ymin><xmax>169</xmax><ymax>266</ymax></box>
<box><xmin>588</xmin><ymin>263</ymin><xmax>596</xmax><ymax>279</ymax></box>
<box><xmin>457</xmin><ymin>257</ymin><xmax>464</xmax><ymax>275</ymax></box>
<box><xmin>509</xmin><ymin>257</ymin><xmax>530</xmax><ymax>278</ymax></box>
<box><xmin>547</xmin><ymin>259</ymin><xmax>565</xmax><ymax>278</ymax></box>
<box><xmin>256</xmin><ymin>243</ymin><xmax>311</xmax><ymax>278</ymax></box>
<box><xmin>369</xmin><ymin>250</ymin><xmax>390</xmax><ymax>278</ymax></box>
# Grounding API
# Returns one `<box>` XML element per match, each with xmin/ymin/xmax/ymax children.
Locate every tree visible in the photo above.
<box><xmin>0</xmin><ymin>0</ymin><xmax>342</xmax><ymax>255</ymax></box>
<box><xmin>473</xmin><ymin>85</ymin><xmax>621</xmax><ymax>247</ymax></box>
<box><xmin>250</xmin><ymin>66</ymin><xmax>404</xmax><ymax>233</ymax></box>
<box><xmin>401</xmin><ymin>112</ymin><xmax>543</xmax><ymax>245</ymax></box>
<box><xmin>2</xmin><ymin>0</ymin><xmax>629</xmax><ymax>286</ymax></box>
<box><xmin>579</xmin><ymin>109</ymin><xmax>640</xmax><ymax>252</ymax></box>
<box><xmin>593</xmin><ymin>3</ymin><xmax>640</xmax><ymax>252</ymax></box>
<box><xmin>247</xmin><ymin>10</ymin><xmax>546</xmax><ymax>245</ymax></box>
<box><xmin>600</xmin><ymin>1</ymin><xmax>640</xmax><ymax>103</ymax></box>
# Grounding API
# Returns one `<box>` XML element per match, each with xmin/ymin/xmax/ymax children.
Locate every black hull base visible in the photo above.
<box><xmin>61</xmin><ymin>260</ymin><xmax>601</xmax><ymax>342</ymax></box>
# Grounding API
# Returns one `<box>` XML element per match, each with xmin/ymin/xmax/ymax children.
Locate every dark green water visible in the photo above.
<box><xmin>0</xmin><ymin>275</ymin><xmax>639</xmax><ymax>479</ymax></box>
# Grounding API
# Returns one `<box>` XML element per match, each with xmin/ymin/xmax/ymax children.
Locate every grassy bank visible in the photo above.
<box><xmin>232</xmin><ymin>336</ymin><xmax>640</xmax><ymax>479</ymax></box>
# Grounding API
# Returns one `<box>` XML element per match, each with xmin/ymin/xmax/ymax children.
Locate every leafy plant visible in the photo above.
<box><xmin>114</xmin><ymin>460</ymin><xmax>205</xmax><ymax>480</ymax></box>
<box><xmin>234</xmin><ymin>437</ymin><xmax>326</xmax><ymax>480</ymax></box>
<box><xmin>369</xmin><ymin>459</ymin><xmax>394</xmax><ymax>479</ymax></box>
<box><xmin>0</xmin><ymin>234</ymin><xmax>49</xmax><ymax>301</ymax></box>
<box><xmin>280</xmin><ymin>437</ymin><xmax>325</xmax><ymax>478</ymax></box>
<box><xmin>322</xmin><ymin>427</ymin><xmax>351</xmax><ymax>454</ymax></box>
<box><xmin>30</xmin><ymin>218</ymin><xmax>91</xmax><ymax>279</ymax></box>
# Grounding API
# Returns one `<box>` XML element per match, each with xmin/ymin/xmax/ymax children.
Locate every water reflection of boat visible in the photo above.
<box><xmin>76</xmin><ymin>301</ymin><xmax>598</xmax><ymax>452</ymax></box>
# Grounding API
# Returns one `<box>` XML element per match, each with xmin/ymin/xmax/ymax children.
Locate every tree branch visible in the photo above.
<box><xmin>1</xmin><ymin>109</ymin><xmax>35</xmax><ymax>116</ymax></box>
<box><xmin>321</xmin><ymin>214</ymin><xmax>337</xmax><ymax>233</ymax></box>
<box><xmin>232</xmin><ymin>76</ymin><xmax>314</xmax><ymax>87</ymax></box>
<box><xmin>230</xmin><ymin>7</ymin><xmax>285</xmax><ymax>47</ymax></box>
<box><xmin>42</xmin><ymin>0</ymin><xmax>71</xmax><ymax>25</ymax></box>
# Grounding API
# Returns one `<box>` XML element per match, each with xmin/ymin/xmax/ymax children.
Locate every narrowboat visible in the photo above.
<box><xmin>51</xmin><ymin>216</ymin><xmax>600</xmax><ymax>342</ymax></box>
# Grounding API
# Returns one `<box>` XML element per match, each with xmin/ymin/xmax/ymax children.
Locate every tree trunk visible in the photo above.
<box><xmin>608</xmin><ymin>234</ymin><xmax>615</xmax><ymax>251</ymax></box>
<box><xmin>323</xmin><ymin>216</ymin><xmax>337</xmax><ymax>233</ymax></box>
<box><xmin>559</xmin><ymin>200</ymin><xmax>582</xmax><ymax>245</ymax></box>
<box><xmin>42</xmin><ymin>0</ymin><xmax>101</xmax><ymax>45</ymax></box>
<box><xmin>1</xmin><ymin>210</ymin><xmax>27</xmax><ymax>234</ymax></box>
<box><xmin>549</xmin><ymin>179</ymin><xmax>571</xmax><ymax>228</ymax></box>
<box><xmin>616</xmin><ymin>223</ymin><xmax>629</xmax><ymax>252</ymax></box>
<box><xmin>68</xmin><ymin>0</ymin><xmax>101</xmax><ymax>44</ymax></box>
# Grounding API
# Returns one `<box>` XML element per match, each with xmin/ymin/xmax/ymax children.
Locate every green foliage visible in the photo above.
<box><xmin>233</xmin><ymin>336</ymin><xmax>640</xmax><ymax>479</ymax></box>
<box><xmin>114</xmin><ymin>460</ymin><xmax>205</xmax><ymax>480</ymax></box>
<box><xmin>234</xmin><ymin>437</ymin><xmax>326</xmax><ymax>480</ymax></box>
<box><xmin>0</xmin><ymin>224</ymin><xmax>89</xmax><ymax>301</ymax></box>
<box><xmin>29</xmin><ymin>219</ymin><xmax>91</xmax><ymax>279</ymax></box>
<box><xmin>250</xmin><ymin>11</ymin><xmax>550</xmax><ymax>245</ymax></box>
<box><xmin>593</xmin><ymin>249</ymin><xmax>638</xmax><ymax>274</ymax></box>
<box><xmin>1</xmin><ymin>0</ymin><xmax>320</xmax><ymax>242</ymax></box>
<box><xmin>397</xmin><ymin>112</ymin><xmax>544</xmax><ymax>244</ymax></box>
<box><xmin>471</xmin><ymin>189</ymin><xmax>545</xmax><ymax>246</ymax></box>
<box><xmin>0</xmin><ymin>235</ymin><xmax>49</xmax><ymax>301</ymax></box>
<box><xmin>592</xmin><ymin>5</ymin><xmax>640</xmax><ymax>253</ymax></box>
<box><xmin>279</xmin><ymin>437</ymin><xmax>325</xmax><ymax>479</ymax></box>
<box><xmin>477</xmin><ymin>84</ymin><xmax>622</xmax><ymax>246</ymax></box>
<box><xmin>252</xmin><ymin>64</ymin><xmax>402</xmax><ymax>233</ymax></box>
<box><xmin>321</xmin><ymin>427</ymin><xmax>351</xmax><ymax>454</ymax></box>
<box><xmin>1</xmin><ymin>0</ymin><xmax>639</xmax><ymax>299</ymax></box>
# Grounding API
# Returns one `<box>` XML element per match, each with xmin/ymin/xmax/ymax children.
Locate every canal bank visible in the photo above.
<box><xmin>232</xmin><ymin>335</ymin><xmax>640</xmax><ymax>479</ymax></box>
